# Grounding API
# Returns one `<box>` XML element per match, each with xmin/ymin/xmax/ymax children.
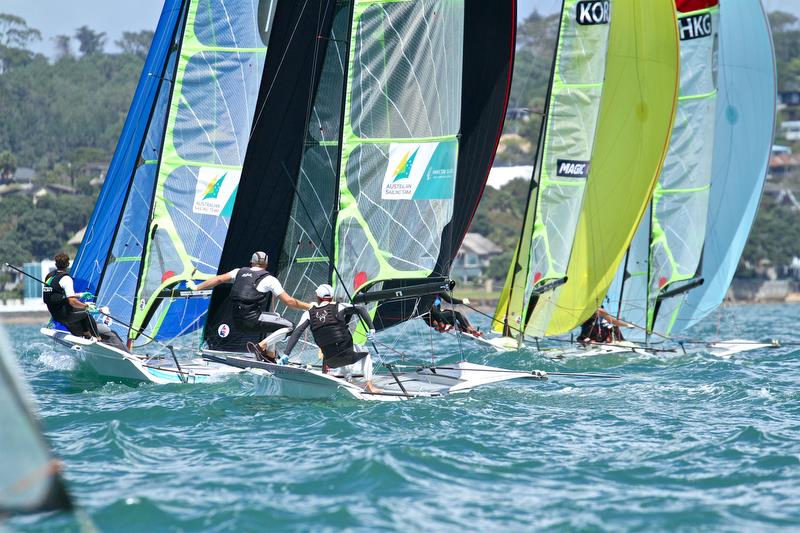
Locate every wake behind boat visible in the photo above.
<box><xmin>40</xmin><ymin>327</ymin><xmax>240</xmax><ymax>385</ymax></box>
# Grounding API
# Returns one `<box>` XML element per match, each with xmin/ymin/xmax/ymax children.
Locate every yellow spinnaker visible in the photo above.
<box><xmin>532</xmin><ymin>0</ymin><xmax>680</xmax><ymax>336</ymax></box>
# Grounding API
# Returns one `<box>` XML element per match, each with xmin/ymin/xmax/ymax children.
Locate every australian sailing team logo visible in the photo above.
<box><xmin>679</xmin><ymin>13</ymin><xmax>712</xmax><ymax>41</ymax></box>
<box><xmin>381</xmin><ymin>141</ymin><xmax>457</xmax><ymax>201</ymax></box>
<box><xmin>556</xmin><ymin>159</ymin><xmax>590</xmax><ymax>178</ymax></box>
<box><xmin>193</xmin><ymin>168</ymin><xmax>240</xmax><ymax>216</ymax></box>
<box><xmin>576</xmin><ymin>1</ymin><xmax>609</xmax><ymax>25</ymax></box>
<box><xmin>217</xmin><ymin>324</ymin><xmax>230</xmax><ymax>338</ymax></box>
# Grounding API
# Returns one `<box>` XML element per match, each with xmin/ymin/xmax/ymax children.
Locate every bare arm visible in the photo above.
<box><xmin>278</xmin><ymin>291</ymin><xmax>311</xmax><ymax>311</ymax></box>
<box><xmin>67</xmin><ymin>296</ymin><xmax>89</xmax><ymax>309</ymax></box>
<box><xmin>195</xmin><ymin>272</ymin><xmax>233</xmax><ymax>291</ymax></box>
<box><xmin>598</xmin><ymin>308</ymin><xmax>633</xmax><ymax>328</ymax></box>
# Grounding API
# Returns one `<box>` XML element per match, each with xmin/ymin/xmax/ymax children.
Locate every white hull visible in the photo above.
<box><xmin>487</xmin><ymin>336</ymin><xmax>774</xmax><ymax>359</ymax></box>
<box><xmin>203</xmin><ymin>352</ymin><xmax>546</xmax><ymax>402</ymax></box>
<box><xmin>698</xmin><ymin>339</ymin><xmax>776</xmax><ymax>358</ymax></box>
<box><xmin>453</xmin><ymin>331</ymin><xmax>516</xmax><ymax>352</ymax></box>
<box><xmin>41</xmin><ymin>328</ymin><xmax>241</xmax><ymax>384</ymax></box>
<box><xmin>488</xmin><ymin>336</ymin><xmax>658</xmax><ymax>358</ymax></box>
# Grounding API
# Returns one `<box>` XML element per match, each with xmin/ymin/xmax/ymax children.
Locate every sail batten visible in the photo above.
<box><xmin>332</xmin><ymin>0</ymin><xmax>465</xmax><ymax>301</ymax></box>
<box><xmin>130</xmin><ymin>0</ymin><xmax>276</xmax><ymax>340</ymax></box>
<box><xmin>494</xmin><ymin>0</ymin><xmax>612</xmax><ymax>337</ymax></box>
<box><xmin>536</xmin><ymin>0</ymin><xmax>681</xmax><ymax>336</ymax></box>
<box><xmin>673</xmin><ymin>0</ymin><xmax>776</xmax><ymax>332</ymax></box>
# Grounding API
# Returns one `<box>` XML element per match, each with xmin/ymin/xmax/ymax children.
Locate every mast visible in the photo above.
<box><xmin>129</xmin><ymin>0</ymin><xmax>279</xmax><ymax>342</ymax></box>
<box><xmin>369</xmin><ymin>0</ymin><xmax>517</xmax><ymax>332</ymax></box>
<box><xmin>674</xmin><ymin>0</ymin><xmax>776</xmax><ymax>333</ymax></box>
<box><xmin>612</xmin><ymin>1</ymin><xmax>721</xmax><ymax>338</ymax></box>
<box><xmin>69</xmin><ymin>0</ymin><xmax>187</xmax><ymax>295</ymax></box>
<box><xmin>493</xmin><ymin>1</ymin><xmax>565</xmax><ymax>337</ymax></box>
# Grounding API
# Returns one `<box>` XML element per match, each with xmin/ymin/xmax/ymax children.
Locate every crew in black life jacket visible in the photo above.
<box><xmin>577</xmin><ymin>306</ymin><xmax>633</xmax><ymax>344</ymax></box>
<box><xmin>283</xmin><ymin>283</ymin><xmax>380</xmax><ymax>393</ymax></box>
<box><xmin>421</xmin><ymin>292</ymin><xmax>481</xmax><ymax>336</ymax></box>
<box><xmin>43</xmin><ymin>252</ymin><xmax>127</xmax><ymax>351</ymax></box>
<box><xmin>193</xmin><ymin>251</ymin><xmax>310</xmax><ymax>359</ymax></box>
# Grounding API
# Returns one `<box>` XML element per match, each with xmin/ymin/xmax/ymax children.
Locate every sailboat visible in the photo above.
<box><xmin>606</xmin><ymin>0</ymin><xmax>778</xmax><ymax>358</ymax></box>
<box><xmin>199</xmin><ymin>0</ymin><xmax>578</xmax><ymax>400</ymax></box>
<box><xmin>490</xmin><ymin>0</ymin><xmax>681</xmax><ymax>357</ymax></box>
<box><xmin>40</xmin><ymin>0</ymin><xmax>285</xmax><ymax>383</ymax></box>
<box><xmin>673</xmin><ymin>0</ymin><xmax>777</xmax><ymax>356</ymax></box>
<box><xmin>0</xmin><ymin>326</ymin><xmax>72</xmax><ymax>515</ymax></box>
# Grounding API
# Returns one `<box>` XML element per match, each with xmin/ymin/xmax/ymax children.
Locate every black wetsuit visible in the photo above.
<box><xmin>421</xmin><ymin>293</ymin><xmax>474</xmax><ymax>331</ymax></box>
<box><xmin>577</xmin><ymin>311</ymin><xmax>623</xmax><ymax>343</ymax></box>
<box><xmin>284</xmin><ymin>302</ymin><xmax>374</xmax><ymax>368</ymax></box>
<box><xmin>43</xmin><ymin>271</ymin><xmax>97</xmax><ymax>337</ymax></box>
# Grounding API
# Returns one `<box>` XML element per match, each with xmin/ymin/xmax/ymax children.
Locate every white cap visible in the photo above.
<box><xmin>250</xmin><ymin>251</ymin><xmax>268</xmax><ymax>265</ymax></box>
<box><xmin>315</xmin><ymin>284</ymin><xmax>334</xmax><ymax>299</ymax></box>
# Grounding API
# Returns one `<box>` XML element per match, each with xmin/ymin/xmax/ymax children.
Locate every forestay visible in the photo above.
<box><xmin>494</xmin><ymin>0</ymin><xmax>611</xmax><ymax>337</ymax></box>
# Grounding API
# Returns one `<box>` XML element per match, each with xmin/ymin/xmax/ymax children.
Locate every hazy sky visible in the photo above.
<box><xmin>4</xmin><ymin>0</ymin><xmax>799</xmax><ymax>57</ymax></box>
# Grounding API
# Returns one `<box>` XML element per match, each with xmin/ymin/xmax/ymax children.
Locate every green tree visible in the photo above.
<box><xmin>52</xmin><ymin>34</ymin><xmax>73</xmax><ymax>60</ymax></box>
<box><xmin>15</xmin><ymin>208</ymin><xmax>64</xmax><ymax>259</ymax></box>
<box><xmin>0</xmin><ymin>13</ymin><xmax>42</xmax><ymax>74</ymax></box>
<box><xmin>74</xmin><ymin>25</ymin><xmax>106</xmax><ymax>56</ymax></box>
<box><xmin>116</xmin><ymin>30</ymin><xmax>154</xmax><ymax>57</ymax></box>
<box><xmin>0</xmin><ymin>149</ymin><xmax>17</xmax><ymax>180</ymax></box>
<box><xmin>769</xmin><ymin>11</ymin><xmax>800</xmax><ymax>91</ymax></box>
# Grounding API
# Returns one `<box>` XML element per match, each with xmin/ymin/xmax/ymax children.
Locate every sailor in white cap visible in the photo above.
<box><xmin>193</xmin><ymin>251</ymin><xmax>311</xmax><ymax>359</ymax></box>
<box><xmin>283</xmin><ymin>283</ymin><xmax>380</xmax><ymax>393</ymax></box>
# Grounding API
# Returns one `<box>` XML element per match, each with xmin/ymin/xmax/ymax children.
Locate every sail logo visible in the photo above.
<box><xmin>381</xmin><ymin>141</ymin><xmax>457</xmax><ymax>201</ymax></box>
<box><xmin>202</xmin><ymin>172</ymin><xmax>227</xmax><ymax>200</ymax></box>
<box><xmin>576</xmin><ymin>1</ymin><xmax>609</xmax><ymax>25</ymax></box>
<box><xmin>556</xmin><ymin>159</ymin><xmax>590</xmax><ymax>178</ymax></box>
<box><xmin>193</xmin><ymin>168</ymin><xmax>241</xmax><ymax>216</ymax></box>
<box><xmin>391</xmin><ymin>148</ymin><xmax>420</xmax><ymax>182</ymax></box>
<box><xmin>679</xmin><ymin>13</ymin><xmax>712</xmax><ymax>41</ymax></box>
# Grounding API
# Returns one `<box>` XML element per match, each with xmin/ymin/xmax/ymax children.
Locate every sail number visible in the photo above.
<box><xmin>576</xmin><ymin>1</ymin><xmax>610</xmax><ymax>25</ymax></box>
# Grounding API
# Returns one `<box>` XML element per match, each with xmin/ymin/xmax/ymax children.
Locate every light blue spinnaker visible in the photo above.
<box><xmin>673</xmin><ymin>0</ymin><xmax>776</xmax><ymax>332</ymax></box>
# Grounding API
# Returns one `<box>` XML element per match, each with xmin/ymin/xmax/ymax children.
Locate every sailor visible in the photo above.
<box><xmin>43</xmin><ymin>253</ymin><xmax>127</xmax><ymax>351</ymax></box>
<box><xmin>422</xmin><ymin>293</ymin><xmax>481</xmax><ymax>336</ymax></box>
<box><xmin>283</xmin><ymin>283</ymin><xmax>380</xmax><ymax>393</ymax></box>
<box><xmin>577</xmin><ymin>306</ymin><xmax>632</xmax><ymax>344</ymax></box>
<box><xmin>193</xmin><ymin>251</ymin><xmax>310</xmax><ymax>360</ymax></box>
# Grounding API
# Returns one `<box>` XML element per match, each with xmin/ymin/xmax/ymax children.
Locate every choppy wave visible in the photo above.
<box><xmin>6</xmin><ymin>305</ymin><xmax>800</xmax><ymax>531</ymax></box>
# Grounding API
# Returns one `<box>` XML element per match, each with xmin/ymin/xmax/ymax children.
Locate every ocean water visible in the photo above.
<box><xmin>5</xmin><ymin>303</ymin><xmax>800</xmax><ymax>532</ymax></box>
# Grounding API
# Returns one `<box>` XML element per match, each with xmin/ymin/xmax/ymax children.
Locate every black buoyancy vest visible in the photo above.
<box><xmin>230</xmin><ymin>268</ymin><xmax>271</xmax><ymax>322</ymax></box>
<box><xmin>43</xmin><ymin>271</ymin><xmax>69</xmax><ymax>320</ymax></box>
<box><xmin>308</xmin><ymin>302</ymin><xmax>350</xmax><ymax>347</ymax></box>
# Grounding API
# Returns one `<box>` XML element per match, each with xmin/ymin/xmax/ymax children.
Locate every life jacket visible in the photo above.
<box><xmin>308</xmin><ymin>302</ymin><xmax>350</xmax><ymax>347</ymax></box>
<box><xmin>43</xmin><ymin>271</ymin><xmax>70</xmax><ymax>321</ymax></box>
<box><xmin>578</xmin><ymin>312</ymin><xmax>622</xmax><ymax>343</ymax></box>
<box><xmin>230</xmin><ymin>267</ymin><xmax>272</xmax><ymax>323</ymax></box>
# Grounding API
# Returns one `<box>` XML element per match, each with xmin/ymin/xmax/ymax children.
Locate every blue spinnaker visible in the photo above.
<box><xmin>70</xmin><ymin>0</ymin><xmax>185</xmax><ymax>294</ymax></box>
<box><xmin>674</xmin><ymin>0</ymin><xmax>776</xmax><ymax>332</ymax></box>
